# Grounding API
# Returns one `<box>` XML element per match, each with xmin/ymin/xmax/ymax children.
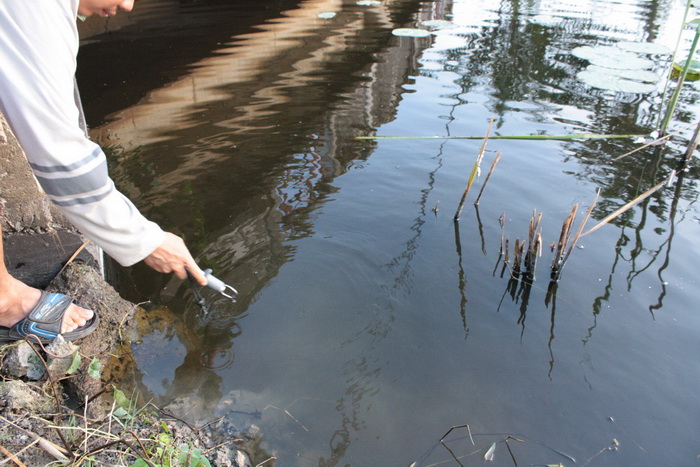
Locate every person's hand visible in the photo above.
<box><xmin>143</xmin><ymin>232</ymin><xmax>207</xmax><ymax>286</ymax></box>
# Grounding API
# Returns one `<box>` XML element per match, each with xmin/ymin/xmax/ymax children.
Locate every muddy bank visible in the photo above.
<box><xmin>0</xmin><ymin>116</ymin><xmax>267</xmax><ymax>465</ymax></box>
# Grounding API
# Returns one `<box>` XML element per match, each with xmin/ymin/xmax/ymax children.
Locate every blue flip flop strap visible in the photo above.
<box><xmin>13</xmin><ymin>291</ymin><xmax>73</xmax><ymax>340</ymax></box>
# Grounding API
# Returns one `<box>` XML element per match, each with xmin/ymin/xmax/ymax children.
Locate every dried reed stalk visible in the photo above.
<box><xmin>551</xmin><ymin>204</ymin><xmax>578</xmax><ymax>275</ymax></box>
<box><xmin>454</xmin><ymin>117</ymin><xmax>494</xmax><ymax>220</ymax></box>
<box><xmin>0</xmin><ymin>415</ymin><xmax>69</xmax><ymax>461</ymax></box>
<box><xmin>512</xmin><ymin>238</ymin><xmax>525</xmax><ymax>273</ymax></box>
<box><xmin>474</xmin><ymin>151</ymin><xmax>502</xmax><ymax>206</ymax></box>
<box><xmin>612</xmin><ymin>124</ymin><xmax>693</xmax><ymax>161</ymax></box>
<box><xmin>524</xmin><ymin>210</ymin><xmax>543</xmax><ymax>276</ymax></box>
<box><xmin>559</xmin><ymin>189</ymin><xmax>600</xmax><ymax>267</ymax></box>
<box><xmin>580</xmin><ymin>175</ymin><xmax>672</xmax><ymax>238</ymax></box>
<box><xmin>0</xmin><ymin>443</ymin><xmax>28</xmax><ymax>466</ymax></box>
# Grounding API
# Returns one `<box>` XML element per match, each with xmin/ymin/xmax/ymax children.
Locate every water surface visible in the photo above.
<box><xmin>78</xmin><ymin>0</ymin><xmax>700</xmax><ymax>465</ymax></box>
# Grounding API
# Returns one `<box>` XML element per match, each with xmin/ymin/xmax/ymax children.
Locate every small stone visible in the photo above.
<box><xmin>3</xmin><ymin>342</ymin><xmax>45</xmax><ymax>380</ymax></box>
<box><xmin>234</xmin><ymin>449</ymin><xmax>252</xmax><ymax>467</ymax></box>
<box><xmin>0</xmin><ymin>380</ymin><xmax>52</xmax><ymax>413</ymax></box>
<box><xmin>46</xmin><ymin>336</ymin><xmax>79</xmax><ymax>379</ymax></box>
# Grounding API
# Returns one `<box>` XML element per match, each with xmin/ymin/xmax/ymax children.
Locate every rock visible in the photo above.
<box><xmin>2</xmin><ymin>342</ymin><xmax>45</xmax><ymax>380</ymax></box>
<box><xmin>234</xmin><ymin>449</ymin><xmax>252</xmax><ymax>467</ymax></box>
<box><xmin>45</xmin><ymin>335</ymin><xmax>80</xmax><ymax>380</ymax></box>
<box><xmin>0</xmin><ymin>113</ymin><xmax>67</xmax><ymax>234</ymax></box>
<box><xmin>0</xmin><ymin>380</ymin><xmax>53</xmax><ymax>413</ymax></box>
<box><xmin>46</xmin><ymin>261</ymin><xmax>139</xmax><ymax>411</ymax></box>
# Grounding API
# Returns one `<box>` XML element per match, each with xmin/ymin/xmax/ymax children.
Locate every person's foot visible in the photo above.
<box><xmin>0</xmin><ymin>276</ymin><xmax>93</xmax><ymax>334</ymax></box>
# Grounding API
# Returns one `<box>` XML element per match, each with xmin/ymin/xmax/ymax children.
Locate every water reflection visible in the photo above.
<box><xmin>82</xmin><ymin>0</ymin><xmax>436</xmax><ymax>432</ymax></box>
<box><xmin>77</xmin><ymin>0</ymin><xmax>700</xmax><ymax>464</ymax></box>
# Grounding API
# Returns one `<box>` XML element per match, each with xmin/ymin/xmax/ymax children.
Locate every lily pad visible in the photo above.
<box><xmin>616</xmin><ymin>41</ymin><xmax>672</xmax><ymax>55</ymax></box>
<box><xmin>577</xmin><ymin>69</ymin><xmax>658</xmax><ymax>93</ymax></box>
<box><xmin>317</xmin><ymin>12</ymin><xmax>336</xmax><ymax>19</ymax></box>
<box><xmin>672</xmin><ymin>59</ymin><xmax>700</xmax><ymax>81</ymax></box>
<box><xmin>585</xmin><ymin>64</ymin><xmax>660</xmax><ymax>83</ymax></box>
<box><xmin>572</xmin><ymin>45</ymin><xmax>654</xmax><ymax>70</ymax></box>
<box><xmin>392</xmin><ymin>28</ymin><xmax>431</xmax><ymax>37</ymax></box>
<box><xmin>419</xmin><ymin>20</ymin><xmax>456</xmax><ymax>29</ymax></box>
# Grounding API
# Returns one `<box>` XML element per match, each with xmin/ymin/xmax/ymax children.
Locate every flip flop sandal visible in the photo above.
<box><xmin>0</xmin><ymin>291</ymin><xmax>99</xmax><ymax>344</ymax></box>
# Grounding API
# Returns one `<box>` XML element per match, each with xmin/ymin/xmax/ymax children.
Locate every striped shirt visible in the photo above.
<box><xmin>0</xmin><ymin>0</ymin><xmax>164</xmax><ymax>266</ymax></box>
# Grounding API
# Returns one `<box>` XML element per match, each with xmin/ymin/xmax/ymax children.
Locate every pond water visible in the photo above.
<box><xmin>77</xmin><ymin>0</ymin><xmax>700</xmax><ymax>465</ymax></box>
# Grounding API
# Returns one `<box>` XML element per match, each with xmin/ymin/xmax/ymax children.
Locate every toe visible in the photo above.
<box><xmin>60</xmin><ymin>304</ymin><xmax>94</xmax><ymax>334</ymax></box>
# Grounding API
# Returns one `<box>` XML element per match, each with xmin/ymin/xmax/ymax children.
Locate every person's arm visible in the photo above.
<box><xmin>0</xmin><ymin>1</ymin><xmax>206</xmax><ymax>285</ymax></box>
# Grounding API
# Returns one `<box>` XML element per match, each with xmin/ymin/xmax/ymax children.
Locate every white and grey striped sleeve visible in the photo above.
<box><xmin>0</xmin><ymin>0</ymin><xmax>165</xmax><ymax>266</ymax></box>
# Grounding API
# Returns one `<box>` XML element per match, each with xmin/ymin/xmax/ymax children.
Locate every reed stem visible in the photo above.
<box><xmin>454</xmin><ymin>118</ymin><xmax>494</xmax><ymax>220</ymax></box>
<box><xmin>474</xmin><ymin>151</ymin><xmax>502</xmax><ymax>206</ymax></box>
<box><xmin>660</xmin><ymin>21</ymin><xmax>700</xmax><ymax>135</ymax></box>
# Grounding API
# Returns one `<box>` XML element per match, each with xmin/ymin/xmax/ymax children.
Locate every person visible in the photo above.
<box><xmin>0</xmin><ymin>0</ymin><xmax>208</xmax><ymax>343</ymax></box>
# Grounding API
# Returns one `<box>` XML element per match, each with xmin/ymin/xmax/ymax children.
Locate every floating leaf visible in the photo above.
<box><xmin>672</xmin><ymin>59</ymin><xmax>700</xmax><ymax>81</ymax></box>
<box><xmin>616</xmin><ymin>41</ymin><xmax>672</xmax><ymax>55</ymax></box>
<box><xmin>317</xmin><ymin>12</ymin><xmax>336</xmax><ymax>19</ymax></box>
<box><xmin>577</xmin><ymin>69</ymin><xmax>658</xmax><ymax>93</ymax></box>
<box><xmin>584</xmin><ymin>64</ymin><xmax>660</xmax><ymax>83</ymax></box>
<box><xmin>572</xmin><ymin>45</ymin><xmax>654</xmax><ymax>70</ymax></box>
<box><xmin>392</xmin><ymin>28</ymin><xmax>431</xmax><ymax>37</ymax></box>
<box><xmin>419</xmin><ymin>19</ymin><xmax>456</xmax><ymax>29</ymax></box>
<box><xmin>484</xmin><ymin>442</ymin><xmax>496</xmax><ymax>461</ymax></box>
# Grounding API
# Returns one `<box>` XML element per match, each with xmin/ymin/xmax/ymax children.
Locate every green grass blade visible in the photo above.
<box><xmin>356</xmin><ymin>133</ymin><xmax>646</xmax><ymax>141</ymax></box>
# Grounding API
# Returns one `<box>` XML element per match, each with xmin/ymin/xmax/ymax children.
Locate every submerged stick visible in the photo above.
<box><xmin>474</xmin><ymin>151</ymin><xmax>502</xmax><ymax>206</ymax></box>
<box><xmin>498</xmin><ymin>213</ymin><xmax>506</xmax><ymax>256</ymax></box>
<box><xmin>454</xmin><ymin>118</ymin><xmax>494</xmax><ymax>220</ymax></box>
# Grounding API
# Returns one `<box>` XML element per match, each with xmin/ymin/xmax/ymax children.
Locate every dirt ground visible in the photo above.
<box><xmin>0</xmin><ymin>115</ymin><xmax>268</xmax><ymax>466</ymax></box>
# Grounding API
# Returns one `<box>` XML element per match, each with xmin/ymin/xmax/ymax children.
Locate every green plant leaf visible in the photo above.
<box><xmin>66</xmin><ymin>351</ymin><xmax>82</xmax><ymax>375</ymax></box>
<box><xmin>113</xmin><ymin>387</ymin><xmax>131</xmax><ymax>409</ymax></box>
<box><xmin>687</xmin><ymin>17</ymin><xmax>700</xmax><ymax>28</ymax></box>
<box><xmin>87</xmin><ymin>358</ymin><xmax>102</xmax><ymax>379</ymax></box>
<box><xmin>179</xmin><ymin>448</ymin><xmax>212</xmax><ymax>467</ymax></box>
<box><xmin>128</xmin><ymin>459</ymin><xmax>150</xmax><ymax>467</ymax></box>
<box><xmin>112</xmin><ymin>407</ymin><xmax>129</xmax><ymax>418</ymax></box>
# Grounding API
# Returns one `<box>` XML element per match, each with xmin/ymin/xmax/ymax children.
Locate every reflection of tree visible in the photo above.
<box><xmin>330</xmin><ymin>107</ymin><xmax>450</xmax><ymax>464</ymax></box>
<box><xmin>584</xmin><ymin>164</ymin><xmax>698</xmax><ymax>343</ymax></box>
<box><xmin>427</xmin><ymin>0</ymin><xmax>700</xmax><ymax>387</ymax></box>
